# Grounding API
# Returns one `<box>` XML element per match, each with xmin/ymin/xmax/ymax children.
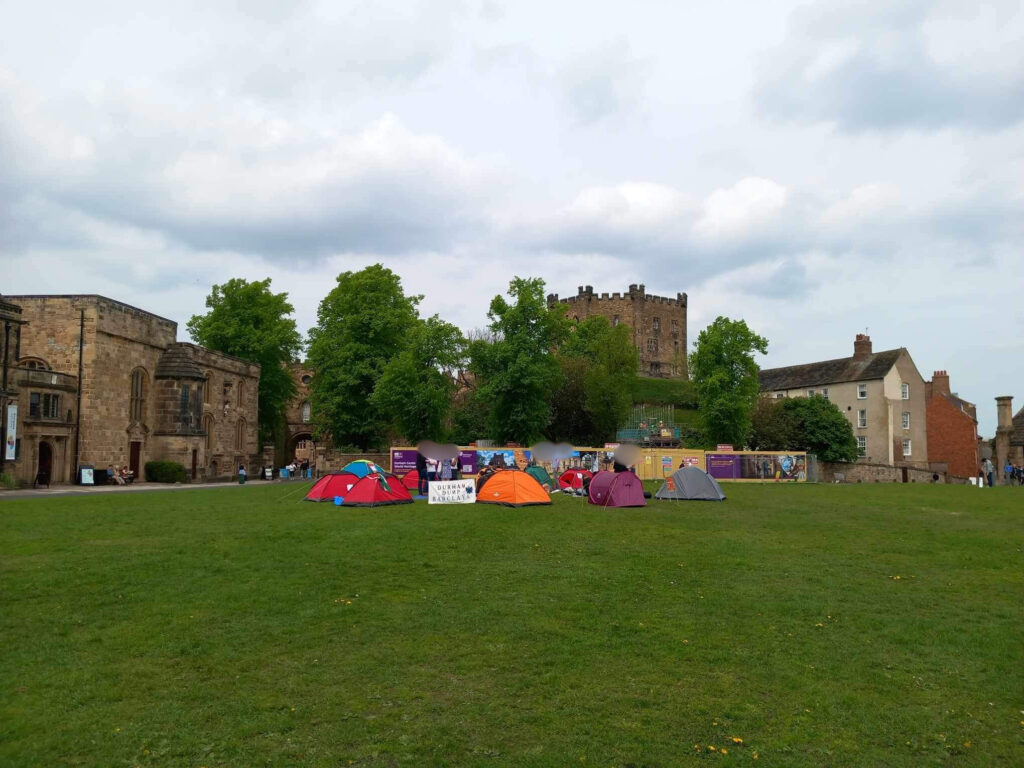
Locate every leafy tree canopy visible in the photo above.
<box><xmin>549</xmin><ymin>316</ymin><xmax>637</xmax><ymax>444</ymax></box>
<box><xmin>306</xmin><ymin>265</ymin><xmax>420</xmax><ymax>450</ymax></box>
<box><xmin>186</xmin><ymin>278</ymin><xmax>302</xmax><ymax>443</ymax></box>
<box><xmin>751</xmin><ymin>395</ymin><xmax>858</xmax><ymax>462</ymax></box>
<box><xmin>471</xmin><ymin>277</ymin><xmax>570</xmax><ymax>444</ymax></box>
<box><xmin>690</xmin><ymin>316</ymin><xmax>768</xmax><ymax>447</ymax></box>
<box><xmin>371</xmin><ymin>316</ymin><xmax>466</xmax><ymax>444</ymax></box>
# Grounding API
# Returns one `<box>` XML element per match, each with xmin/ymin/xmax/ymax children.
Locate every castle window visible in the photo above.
<box><xmin>20</xmin><ymin>357</ymin><xmax>49</xmax><ymax>370</ymax></box>
<box><xmin>203</xmin><ymin>372</ymin><xmax>213</xmax><ymax>404</ymax></box>
<box><xmin>180</xmin><ymin>385</ymin><xmax>192</xmax><ymax>428</ymax></box>
<box><xmin>28</xmin><ymin>393</ymin><xmax>59</xmax><ymax>419</ymax></box>
<box><xmin>237</xmin><ymin>379</ymin><xmax>245</xmax><ymax>408</ymax></box>
<box><xmin>646</xmin><ymin>338</ymin><xmax>658</xmax><ymax>354</ymax></box>
<box><xmin>650</xmin><ymin>361</ymin><xmax>661</xmax><ymax>375</ymax></box>
<box><xmin>203</xmin><ymin>414</ymin><xmax>214</xmax><ymax>450</ymax></box>
<box><xmin>652</xmin><ymin>317</ymin><xmax>660</xmax><ymax>335</ymax></box>
<box><xmin>301</xmin><ymin>401</ymin><xmax>311</xmax><ymax>423</ymax></box>
<box><xmin>235</xmin><ymin>418</ymin><xmax>246</xmax><ymax>451</ymax></box>
<box><xmin>671</xmin><ymin>319</ymin><xmax>679</xmax><ymax>334</ymax></box>
<box><xmin>130</xmin><ymin>368</ymin><xmax>148</xmax><ymax>423</ymax></box>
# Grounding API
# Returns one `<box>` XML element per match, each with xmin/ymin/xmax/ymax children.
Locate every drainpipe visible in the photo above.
<box><xmin>73</xmin><ymin>310</ymin><xmax>84</xmax><ymax>483</ymax></box>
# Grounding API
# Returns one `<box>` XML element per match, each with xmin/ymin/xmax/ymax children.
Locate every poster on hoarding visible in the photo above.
<box><xmin>428</xmin><ymin>479</ymin><xmax>476</xmax><ymax>504</ymax></box>
<box><xmin>390</xmin><ymin>449</ymin><xmax>419</xmax><ymax>475</ymax></box>
<box><xmin>4</xmin><ymin>404</ymin><xmax>16</xmax><ymax>460</ymax></box>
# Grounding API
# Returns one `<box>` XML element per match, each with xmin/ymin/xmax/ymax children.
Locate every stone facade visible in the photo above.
<box><xmin>994</xmin><ymin>396</ymin><xmax>1023</xmax><ymax>482</ymax></box>
<box><xmin>924</xmin><ymin>370</ymin><xmax>979</xmax><ymax>479</ymax></box>
<box><xmin>819</xmin><ymin>461</ymin><xmax>946</xmax><ymax>484</ymax></box>
<box><xmin>4</xmin><ymin>295</ymin><xmax>260</xmax><ymax>485</ymax></box>
<box><xmin>283</xmin><ymin>363</ymin><xmax>316</xmax><ymax>465</ymax></box>
<box><xmin>547</xmin><ymin>284</ymin><xmax>688</xmax><ymax>378</ymax></box>
<box><xmin>759</xmin><ymin>335</ymin><xmax>929</xmax><ymax>469</ymax></box>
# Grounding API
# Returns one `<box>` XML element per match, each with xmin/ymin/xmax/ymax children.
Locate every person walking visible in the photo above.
<box><xmin>982</xmin><ymin>457</ymin><xmax>994</xmax><ymax>488</ymax></box>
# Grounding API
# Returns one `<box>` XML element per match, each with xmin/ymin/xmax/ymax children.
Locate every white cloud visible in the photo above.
<box><xmin>693</xmin><ymin>178</ymin><xmax>788</xmax><ymax>242</ymax></box>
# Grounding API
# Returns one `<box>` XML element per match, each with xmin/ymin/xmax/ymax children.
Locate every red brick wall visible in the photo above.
<box><xmin>926</xmin><ymin>394</ymin><xmax>979</xmax><ymax>478</ymax></box>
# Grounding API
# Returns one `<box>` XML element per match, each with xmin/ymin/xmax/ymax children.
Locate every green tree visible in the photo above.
<box><xmin>186</xmin><ymin>278</ymin><xmax>302</xmax><ymax>444</ymax></box>
<box><xmin>690</xmin><ymin>316</ymin><xmax>768</xmax><ymax>448</ymax></box>
<box><xmin>751</xmin><ymin>395</ymin><xmax>858</xmax><ymax>462</ymax></box>
<box><xmin>471</xmin><ymin>277</ymin><xmax>570</xmax><ymax>444</ymax></box>
<box><xmin>549</xmin><ymin>316</ymin><xmax>637</xmax><ymax>444</ymax></box>
<box><xmin>371</xmin><ymin>316</ymin><xmax>466</xmax><ymax>443</ymax></box>
<box><xmin>306</xmin><ymin>265</ymin><xmax>420</xmax><ymax>450</ymax></box>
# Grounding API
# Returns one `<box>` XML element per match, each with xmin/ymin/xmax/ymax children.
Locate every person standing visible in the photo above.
<box><xmin>426</xmin><ymin>456</ymin><xmax>438</xmax><ymax>488</ymax></box>
<box><xmin>1004</xmin><ymin>459</ymin><xmax>1014</xmax><ymax>485</ymax></box>
<box><xmin>238</xmin><ymin>464</ymin><xmax>247</xmax><ymax>485</ymax></box>
<box><xmin>415</xmin><ymin>450</ymin><xmax>428</xmax><ymax>496</ymax></box>
<box><xmin>982</xmin><ymin>457</ymin><xmax>994</xmax><ymax>488</ymax></box>
<box><xmin>439</xmin><ymin>456</ymin><xmax>453</xmax><ymax>482</ymax></box>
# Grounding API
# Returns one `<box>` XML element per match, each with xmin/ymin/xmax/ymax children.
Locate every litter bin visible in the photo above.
<box><xmin>281</xmin><ymin>467</ymin><xmax>290</xmax><ymax>479</ymax></box>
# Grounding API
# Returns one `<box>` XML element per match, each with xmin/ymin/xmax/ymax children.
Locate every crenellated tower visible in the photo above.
<box><xmin>547</xmin><ymin>284</ymin><xmax>688</xmax><ymax>378</ymax></box>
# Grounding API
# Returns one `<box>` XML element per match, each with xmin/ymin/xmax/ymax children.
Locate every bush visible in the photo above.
<box><xmin>0</xmin><ymin>471</ymin><xmax>18</xmax><ymax>490</ymax></box>
<box><xmin>630</xmin><ymin>377</ymin><xmax>699</xmax><ymax>408</ymax></box>
<box><xmin>145</xmin><ymin>461</ymin><xmax>188</xmax><ymax>483</ymax></box>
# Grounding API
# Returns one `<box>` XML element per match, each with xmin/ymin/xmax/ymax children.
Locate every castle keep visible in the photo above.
<box><xmin>547</xmin><ymin>284</ymin><xmax>688</xmax><ymax>378</ymax></box>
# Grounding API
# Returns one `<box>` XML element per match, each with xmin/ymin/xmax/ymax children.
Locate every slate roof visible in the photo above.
<box><xmin>1012</xmin><ymin>407</ymin><xmax>1024</xmax><ymax>446</ymax></box>
<box><xmin>759</xmin><ymin>348</ymin><xmax>904</xmax><ymax>391</ymax></box>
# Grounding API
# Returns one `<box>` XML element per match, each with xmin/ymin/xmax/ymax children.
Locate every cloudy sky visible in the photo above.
<box><xmin>2</xmin><ymin>0</ymin><xmax>1022</xmax><ymax>435</ymax></box>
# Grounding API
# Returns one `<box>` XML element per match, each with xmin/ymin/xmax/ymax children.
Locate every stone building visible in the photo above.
<box><xmin>3</xmin><ymin>295</ymin><xmax>260</xmax><ymax>485</ymax></box>
<box><xmin>924</xmin><ymin>370</ymin><xmax>979</xmax><ymax>478</ymax></box>
<box><xmin>759</xmin><ymin>334</ymin><xmax>929</xmax><ymax>468</ymax></box>
<box><xmin>283</xmin><ymin>362</ymin><xmax>316</xmax><ymax>465</ymax></box>
<box><xmin>994</xmin><ymin>396</ymin><xmax>1024</xmax><ymax>482</ymax></box>
<box><xmin>547</xmin><ymin>284</ymin><xmax>688</xmax><ymax>377</ymax></box>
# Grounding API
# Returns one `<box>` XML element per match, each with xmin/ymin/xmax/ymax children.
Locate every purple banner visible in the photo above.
<box><xmin>390</xmin><ymin>449</ymin><xmax>419</xmax><ymax>475</ymax></box>
<box><xmin>459</xmin><ymin>450</ymin><xmax>477</xmax><ymax>475</ymax></box>
<box><xmin>706</xmin><ymin>454</ymin><xmax>741</xmax><ymax>479</ymax></box>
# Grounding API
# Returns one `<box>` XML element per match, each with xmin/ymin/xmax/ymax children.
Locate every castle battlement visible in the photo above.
<box><xmin>547</xmin><ymin>284</ymin><xmax>687</xmax><ymax>308</ymax></box>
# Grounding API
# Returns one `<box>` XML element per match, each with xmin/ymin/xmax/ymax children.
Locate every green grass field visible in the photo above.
<box><xmin>1</xmin><ymin>483</ymin><xmax>1021</xmax><ymax>767</ymax></box>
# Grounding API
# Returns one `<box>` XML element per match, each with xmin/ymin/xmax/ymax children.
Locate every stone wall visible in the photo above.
<box><xmin>547</xmin><ymin>284</ymin><xmax>688</xmax><ymax>377</ymax></box>
<box><xmin>820</xmin><ymin>461</ymin><xmax>946</xmax><ymax>484</ymax></box>
<box><xmin>314</xmin><ymin>449</ymin><xmax>391</xmax><ymax>475</ymax></box>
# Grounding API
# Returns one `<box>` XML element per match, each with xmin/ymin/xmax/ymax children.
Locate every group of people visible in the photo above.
<box><xmin>106</xmin><ymin>464</ymin><xmax>134</xmax><ymax>485</ymax></box>
<box><xmin>979</xmin><ymin>458</ymin><xmax>1024</xmax><ymax>487</ymax></box>
<box><xmin>414</xmin><ymin>454</ymin><xmax>461</xmax><ymax>495</ymax></box>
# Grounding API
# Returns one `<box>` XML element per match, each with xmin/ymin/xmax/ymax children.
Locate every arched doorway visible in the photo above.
<box><xmin>287</xmin><ymin>432</ymin><xmax>314</xmax><ymax>465</ymax></box>
<box><xmin>37</xmin><ymin>441</ymin><xmax>52</xmax><ymax>486</ymax></box>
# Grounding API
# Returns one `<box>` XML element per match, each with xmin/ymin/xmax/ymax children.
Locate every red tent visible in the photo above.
<box><xmin>305</xmin><ymin>472</ymin><xmax>360</xmax><ymax>502</ymax></box>
<box><xmin>341</xmin><ymin>473</ymin><xmax>414</xmax><ymax>507</ymax></box>
<box><xmin>558</xmin><ymin>468</ymin><xmax>593</xmax><ymax>490</ymax></box>
<box><xmin>400</xmin><ymin>469</ymin><xmax>421</xmax><ymax>490</ymax></box>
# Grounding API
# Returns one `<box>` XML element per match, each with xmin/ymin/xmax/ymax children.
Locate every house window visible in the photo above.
<box><xmin>856</xmin><ymin>436</ymin><xmax>866</xmax><ymax>457</ymax></box>
<box><xmin>902</xmin><ymin>439</ymin><xmax>912</xmax><ymax>456</ymax></box>
<box><xmin>43</xmin><ymin>394</ymin><xmax>59</xmax><ymax>419</ymax></box>
<box><xmin>821</xmin><ymin>388</ymin><xmax>829</xmax><ymax>400</ymax></box>
<box><xmin>857</xmin><ymin>409</ymin><xmax>867</xmax><ymax>428</ymax></box>
<box><xmin>901</xmin><ymin>383</ymin><xmax>909</xmax><ymax>400</ymax></box>
<box><xmin>301</xmin><ymin>401</ymin><xmax>311</xmax><ymax>423</ymax></box>
<box><xmin>775</xmin><ymin>393</ymin><xmax>785</xmax><ymax>399</ymax></box>
<box><xmin>857</xmin><ymin>384</ymin><xmax>867</xmax><ymax>399</ymax></box>
<box><xmin>807</xmin><ymin>389</ymin><xmax>815</xmax><ymax>397</ymax></box>
<box><xmin>902</xmin><ymin>412</ymin><xmax>910</xmax><ymax>429</ymax></box>
<box><xmin>130</xmin><ymin>368</ymin><xmax>147</xmax><ymax>423</ymax></box>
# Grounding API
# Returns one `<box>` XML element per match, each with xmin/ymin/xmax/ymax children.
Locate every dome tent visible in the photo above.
<box><xmin>587</xmin><ymin>470</ymin><xmax>646</xmax><ymax>508</ymax></box>
<box><xmin>525</xmin><ymin>464</ymin><xmax>554</xmax><ymax>489</ymax></box>
<box><xmin>655</xmin><ymin>466</ymin><xmax>726</xmax><ymax>501</ymax></box>
<box><xmin>341</xmin><ymin>460</ymin><xmax>383</xmax><ymax>478</ymax></box>
<box><xmin>476</xmin><ymin>469</ymin><xmax>551</xmax><ymax>507</ymax></box>
<box><xmin>341</xmin><ymin>473</ymin><xmax>414</xmax><ymax>507</ymax></box>
<box><xmin>558</xmin><ymin>468</ymin><xmax>593</xmax><ymax>491</ymax></box>
<box><xmin>305</xmin><ymin>472</ymin><xmax>360</xmax><ymax>502</ymax></box>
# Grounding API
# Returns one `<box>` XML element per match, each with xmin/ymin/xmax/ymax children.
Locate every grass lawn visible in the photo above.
<box><xmin>1</xmin><ymin>482</ymin><xmax>1021</xmax><ymax>767</ymax></box>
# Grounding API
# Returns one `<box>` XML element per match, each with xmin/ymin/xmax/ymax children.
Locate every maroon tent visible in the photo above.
<box><xmin>587</xmin><ymin>470</ymin><xmax>646</xmax><ymax>508</ymax></box>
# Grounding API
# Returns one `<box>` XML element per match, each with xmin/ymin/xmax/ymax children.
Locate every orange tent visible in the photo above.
<box><xmin>476</xmin><ymin>469</ymin><xmax>551</xmax><ymax>507</ymax></box>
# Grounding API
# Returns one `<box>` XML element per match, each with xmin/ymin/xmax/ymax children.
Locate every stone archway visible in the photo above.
<box><xmin>287</xmin><ymin>432</ymin><xmax>314</xmax><ymax>465</ymax></box>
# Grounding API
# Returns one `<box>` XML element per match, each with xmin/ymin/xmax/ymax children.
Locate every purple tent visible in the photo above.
<box><xmin>587</xmin><ymin>470</ymin><xmax>646</xmax><ymax>508</ymax></box>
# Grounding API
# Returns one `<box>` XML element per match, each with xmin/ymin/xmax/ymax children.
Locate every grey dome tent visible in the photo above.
<box><xmin>655</xmin><ymin>466</ymin><xmax>726</xmax><ymax>501</ymax></box>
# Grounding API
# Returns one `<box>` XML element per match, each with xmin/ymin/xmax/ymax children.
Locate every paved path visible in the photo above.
<box><xmin>0</xmin><ymin>478</ymin><xmax>312</xmax><ymax>501</ymax></box>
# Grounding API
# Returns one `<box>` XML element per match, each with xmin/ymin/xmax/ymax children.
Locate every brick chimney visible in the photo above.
<box><xmin>853</xmin><ymin>333</ymin><xmax>872</xmax><ymax>360</ymax></box>
<box><xmin>931</xmin><ymin>370</ymin><xmax>950</xmax><ymax>397</ymax></box>
<box><xmin>996</xmin><ymin>396</ymin><xmax>1013</xmax><ymax>430</ymax></box>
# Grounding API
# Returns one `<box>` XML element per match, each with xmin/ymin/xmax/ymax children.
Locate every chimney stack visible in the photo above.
<box><xmin>996</xmin><ymin>396</ymin><xmax>1013</xmax><ymax>430</ymax></box>
<box><xmin>853</xmin><ymin>333</ymin><xmax>872</xmax><ymax>360</ymax></box>
<box><xmin>931</xmin><ymin>370</ymin><xmax>950</xmax><ymax>397</ymax></box>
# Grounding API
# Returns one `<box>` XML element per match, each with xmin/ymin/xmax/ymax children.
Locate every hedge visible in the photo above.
<box><xmin>144</xmin><ymin>461</ymin><xmax>188</xmax><ymax>484</ymax></box>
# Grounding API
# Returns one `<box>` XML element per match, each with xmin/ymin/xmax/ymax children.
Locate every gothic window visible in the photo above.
<box><xmin>203</xmin><ymin>414</ymin><xmax>214</xmax><ymax>450</ymax></box>
<box><xmin>203</xmin><ymin>372</ymin><xmax>213</xmax><ymax>404</ymax></box>
<box><xmin>237</xmin><ymin>379</ymin><xmax>245</xmax><ymax>408</ymax></box>
<box><xmin>20</xmin><ymin>357</ymin><xmax>49</xmax><ymax>370</ymax></box>
<box><xmin>130</xmin><ymin>368</ymin><xmax>148</xmax><ymax>423</ymax></box>
<box><xmin>180</xmin><ymin>384</ymin><xmax>192</xmax><ymax>428</ymax></box>
<box><xmin>235</xmin><ymin>418</ymin><xmax>246</xmax><ymax>451</ymax></box>
<box><xmin>301</xmin><ymin>401</ymin><xmax>311</xmax><ymax>423</ymax></box>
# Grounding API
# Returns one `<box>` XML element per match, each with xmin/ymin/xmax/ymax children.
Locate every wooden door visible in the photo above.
<box><xmin>130</xmin><ymin>441</ymin><xmax>141</xmax><ymax>477</ymax></box>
